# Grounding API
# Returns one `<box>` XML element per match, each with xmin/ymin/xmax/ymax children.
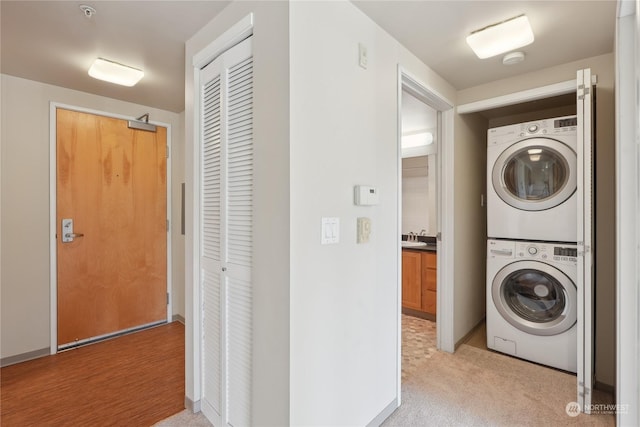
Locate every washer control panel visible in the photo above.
<box><xmin>488</xmin><ymin>239</ymin><xmax>578</xmax><ymax>265</ymax></box>
<box><xmin>517</xmin><ymin>115</ymin><xmax>577</xmax><ymax>137</ymax></box>
<box><xmin>488</xmin><ymin>114</ymin><xmax>577</xmax><ymax>146</ymax></box>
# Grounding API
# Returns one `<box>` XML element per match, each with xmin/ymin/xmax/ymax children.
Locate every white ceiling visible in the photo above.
<box><xmin>402</xmin><ymin>89</ymin><xmax>437</xmax><ymax>135</ymax></box>
<box><xmin>353</xmin><ymin>0</ymin><xmax>616</xmax><ymax>90</ymax></box>
<box><xmin>1</xmin><ymin>1</ymin><xmax>617</xmax><ymax>113</ymax></box>
<box><xmin>1</xmin><ymin>1</ymin><xmax>230</xmax><ymax>113</ymax></box>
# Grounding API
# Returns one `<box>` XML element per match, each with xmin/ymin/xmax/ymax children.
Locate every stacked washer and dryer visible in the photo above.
<box><xmin>486</xmin><ymin>115</ymin><xmax>579</xmax><ymax>373</ymax></box>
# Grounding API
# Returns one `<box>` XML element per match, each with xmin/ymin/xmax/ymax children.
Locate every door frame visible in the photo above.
<box><xmin>397</xmin><ymin>68</ymin><xmax>456</xmax><ymax>399</ymax></box>
<box><xmin>48</xmin><ymin>102</ymin><xmax>173</xmax><ymax>354</ymax></box>
<box><xmin>615</xmin><ymin>2</ymin><xmax>639</xmax><ymax>424</ymax></box>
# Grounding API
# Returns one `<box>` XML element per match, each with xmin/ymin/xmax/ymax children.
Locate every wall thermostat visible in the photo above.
<box><xmin>354</xmin><ymin>185</ymin><xmax>379</xmax><ymax>206</ymax></box>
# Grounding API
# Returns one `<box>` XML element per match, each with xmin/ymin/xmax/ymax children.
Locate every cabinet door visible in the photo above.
<box><xmin>402</xmin><ymin>251</ymin><xmax>422</xmax><ymax>310</ymax></box>
<box><xmin>421</xmin><ymin>253</ymin><xmax>437</xmax><ymax>291</ymax></box>
<box><xmin>423</xmin><ymin>290</ymin><xmax>437</xmax><ymax>315</ymax></box>
<box><xmin>421</xmin><ymin>252</ymin><xmax>437</xmax><ymax>314</ymax></box>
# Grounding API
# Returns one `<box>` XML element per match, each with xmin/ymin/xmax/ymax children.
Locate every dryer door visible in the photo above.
<box><xmin>492</xmin><ymin>138</ymin><xmax>576</xmax><ymax>211</ymax></box>
<box><xmin>492</xmin><ymin>260</ymin><xmax>577</xmax><ymax>336</ymax></box>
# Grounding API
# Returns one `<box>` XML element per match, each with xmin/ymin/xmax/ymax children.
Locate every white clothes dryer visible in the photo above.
<box><xmin>486</xmin><ymin>239</ymin><xmax>577</xmax><ymax>373</ymax></box>
<box><xmin>487</xmin><ymin>116</ymin><xmax>577</xmax><ymax>242</ymax></box>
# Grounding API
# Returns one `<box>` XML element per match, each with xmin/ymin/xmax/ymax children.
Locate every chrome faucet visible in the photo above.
<box><xmin>420</xmin><ymin>229</ymin><xmax>427</xmax><ymax>236</ymax></box>
<box><xmin>408</xmin><ymin>232</ymin><xmax>415</xmax><ymax>242</ymax></box>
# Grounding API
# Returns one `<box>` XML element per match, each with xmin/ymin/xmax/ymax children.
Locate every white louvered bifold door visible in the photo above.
<box><xmin>576</xmin><ymin>68</ymin><xmax>595</xmax><ymax>415</ymax></box>
<box><xmin>200</xmin><ymin>36</ymin><xmax>253</xmax><ymax>427</ymax></box>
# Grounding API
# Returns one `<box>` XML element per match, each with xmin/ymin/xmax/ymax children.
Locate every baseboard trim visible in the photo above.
<box><xmin>366</xmin><ymin>397</ymin><xmax>398</xmax><ymax>427</ymax></box>
<box><xmin>455</xmin><ymin>317</ymin><xmax>486</xmax><ymax>350</ymax></box>
<box><xmin>594</xmin><ymin>380</ymin><xmax>615</xmax><ymax>396</ymax></box>
<box><xmin>172</xmin><ymin>314</ymin><xmax>185</xmax><ymax>324</ymax></box>
<box><xmin>185</xmin><ymin>396</ymin><xmax>201</xmax><ymax>413</ymax></box>
<box><xmin>1</xmin><ymin>347</ymin><xmax>50</xmax><ymax>367</ymax></box>
<box><xmin>402</xmin><ymin>307</ymin><xmax>435</xmax><ymax>322</ymax></box>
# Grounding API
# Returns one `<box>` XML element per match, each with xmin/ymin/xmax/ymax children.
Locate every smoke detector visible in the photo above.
<box><xmin>503</xmin><ymin>51</ymin><xmax>525</xmax><ymax>65</ymax></box>
<box><xmin>79</xmin><ymin>5</ymin><xmax>97</xmax><ymax>19</ymax></box>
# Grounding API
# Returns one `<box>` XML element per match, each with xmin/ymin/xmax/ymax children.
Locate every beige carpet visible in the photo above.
<box><xmin>153</xmin><ymin>409</ymin><xmax>212</xmax><ymax>427</ymax></box>
<box><xmin>383</xmin><ymin>344</ymin><xmax>615</xmax><ymax>427</ymax></box>
<box><xmin>155</xmin><ymin>319</ymin><xmax>614</xmax><ymax>427</ymax></box>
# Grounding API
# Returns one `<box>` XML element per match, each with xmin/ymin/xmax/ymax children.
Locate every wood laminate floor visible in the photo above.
<box><xmin>1</xmin><ymin>322</ymin><xmax>184</xmax><ymax>427</ymax></box>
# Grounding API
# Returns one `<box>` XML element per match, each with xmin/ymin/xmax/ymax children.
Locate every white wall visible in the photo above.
<box><xmin>402</xmin><ymin>156</ymin><xmax>437</xmax><ymax>236</ymax></box>
<box><xmin>185</xmin><ymin>1</ymin><xmax>458</xmax><ymax>424</ymax></box>
<box><xmin>290</xmin><ymin>1</ymin><xmax>454</xmax><ymax>424</ymax></box>
<box><xmin>0</xmin><ymin>74</ymin><xmax>185</xmax><ymax>360</ymax></box>
<box><xmin>402</xmin><ymin>156</ymin><xmax>429</xmax><ymax>235</ymax></box>
<box><xmin>184</xmin><ymin>2</ymin><xmax>291</xmax><ymax>424</ymax></box>
<box><xmin>427</xmin><ymin>155</ymin><xmax>437</xmax><ymax>235</ymax></box>
<box><xmin>403</xmin><ymin>175</ymin><xmax>429</xmax><ymax>234</ymax></box>
<box><xmin>452</xmin><ymin>112</ymin><xmax>488</xmax><ymax>343</ymax></box>
<box><xmin>171</xmin><ymin>110</ymin><xmax>186</xmax><ymax>321</ymax></box>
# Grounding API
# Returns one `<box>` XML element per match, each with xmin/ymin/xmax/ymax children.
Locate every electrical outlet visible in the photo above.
<box><xmin>357</xmin><ymin>217</ymin><xmax>371</xmax><ymax>244</ymax></box>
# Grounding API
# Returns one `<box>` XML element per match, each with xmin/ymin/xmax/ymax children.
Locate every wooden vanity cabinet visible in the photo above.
<box><xmin>402</xmin><ymin>249</ymin><xmax>437</xmax><ymax>317</ymax></box>
<box><xmin>401</xmin><ymin>250</ymin><xmax>422</xmax><ymax>310</ymax></box>
<box><xmin>421</xmin><ymin>252</ymin><xmax>437</xmax><ymax>315</ymax></box>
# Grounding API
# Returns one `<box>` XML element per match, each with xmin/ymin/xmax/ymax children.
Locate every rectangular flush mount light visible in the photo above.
<box><xmin>466</xmin><ymin>15</ymin><xmax>534</xmax><ymax>59</ymax></box>
<box><xmin>88</xmin><ymin>58</ymin><xmax>144</xmax><ymax>87</ymax></box>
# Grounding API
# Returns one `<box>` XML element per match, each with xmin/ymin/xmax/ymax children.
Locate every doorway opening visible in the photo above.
<box><xmin>397</xmin><ymin>70</ymin><xmax>455</xmax><ymax>393</ymax></box>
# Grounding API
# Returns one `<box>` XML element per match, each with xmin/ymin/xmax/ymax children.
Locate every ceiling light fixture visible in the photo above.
<box><xmin>503</xmin><ymin>51</ymin><xmax>525</xmax><ymax>65</ymax></box>
<box><xmin>466</xmin><ymin>15</ymin><xmax>534</xmax><ymax>59</ymax></box>
<box><xmin>402</xmin><ymin>132</ymin><xmax>434</xmax><ymax>149</ymax></box>
<box><xmin>88</xmin><ymin>58</ymin><xmax>144</xmax><ymax>87</ymax></box>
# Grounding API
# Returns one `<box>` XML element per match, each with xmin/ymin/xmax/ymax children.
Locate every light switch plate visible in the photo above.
<box><xmin>321</xmin><ymin>217</ymin><xmax>339</xmax><ymax>244</ymax></box>
<box><xmin>357</xmin><ymin>217</ymin><xmax>371</xmax><ymax>244</ymax></box>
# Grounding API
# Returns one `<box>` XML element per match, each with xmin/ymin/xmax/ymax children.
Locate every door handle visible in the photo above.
<box><xmin>64</xmin><ymin>233</ymin><xmax>84</xmax><ymax>239</ymax></box>
<box><xmin>61</xmin><ymin>219</ymin><xmax>84</xmax><ymax>243</ymax></box>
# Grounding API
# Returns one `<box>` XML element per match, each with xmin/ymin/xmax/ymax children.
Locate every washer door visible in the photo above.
<box><xmin>492</xmin><ymin>260</ymin><xmax>577</xmax><ymax>336</ymax></box>
<box><xmin>492</xmin><ymin>137</ymin><xmax>576</xmax><ymax>211</ymax></box>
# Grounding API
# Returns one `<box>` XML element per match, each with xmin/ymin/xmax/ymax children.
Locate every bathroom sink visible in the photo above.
<box><xmin>401</xmin><ymin>241</ymin><xmax>427</xmax><ymax>248</ymax></box>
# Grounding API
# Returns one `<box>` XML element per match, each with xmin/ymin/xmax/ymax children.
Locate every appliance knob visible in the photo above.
<box><xmin>528</xmin><ymin>124</ymin><xmax>539</xmax><ymax>133</ymax></box>
<box><xmin>528</xmin><ymin>246</ymin><xmax>538</xmax><ymax>255</ymax></box>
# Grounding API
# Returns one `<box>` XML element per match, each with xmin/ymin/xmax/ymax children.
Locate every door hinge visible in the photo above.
<box><xmin>166</xmin><ymin>145</ymin><xmax>170</xmax><ymax>158</ymax></box>
<box><xmin>167</xmin><ymin>292</ymin><xmax>170</xmax><ymax>305</ymax></box>
<box><xmin>577</xmin><ymin>84</ymin><xmax>585</xmax><ymax>100</ymax></box>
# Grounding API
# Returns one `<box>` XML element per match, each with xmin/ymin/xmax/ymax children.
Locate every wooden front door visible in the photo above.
<box><xmin>56</xmin><ymin>108</ymin><xmax>167</xmax><ymax>347</ymax></box>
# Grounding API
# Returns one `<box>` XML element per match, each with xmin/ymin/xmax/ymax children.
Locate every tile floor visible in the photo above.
<box><xmin>402</xmin><ymin>315</ymin><xmax>487</xmax><ymax>380</ymax></box>
<box><xmin>401</xmin><ymin>314</ymin><xmax>437</xmax><ymax>379</ymax></box>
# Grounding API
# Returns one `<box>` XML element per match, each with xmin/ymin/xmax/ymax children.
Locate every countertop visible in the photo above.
<box><xmin>401</xmin><ymin>235</ymin><xmax>437</xmax><ymax>252</ymax></box>
<box><xmin>402</xmin><ymin>243</ymin><xmax>437</xmax><ymax>252</ymax></box>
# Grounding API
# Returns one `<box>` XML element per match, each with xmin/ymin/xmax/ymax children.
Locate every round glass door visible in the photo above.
<box><xmin>492</xmin><ymin>261</ymin><xmax>576</xmax><ymax>336</ymax></box>
<box><xmin>492</xmin><ymin>138</ymin><xmax>576</xmax><ymax>211</ymax></box>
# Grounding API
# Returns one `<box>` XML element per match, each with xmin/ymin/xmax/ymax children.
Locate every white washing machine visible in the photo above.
<box><xmin>486</xmin><ymin>239</ymin><xmax>577</xmax><ymax>373</ymax></box>
<box><xmin>487</xmin><ymin>115</ymin><xmax>577</xmax><ymax>242</ymax></box>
